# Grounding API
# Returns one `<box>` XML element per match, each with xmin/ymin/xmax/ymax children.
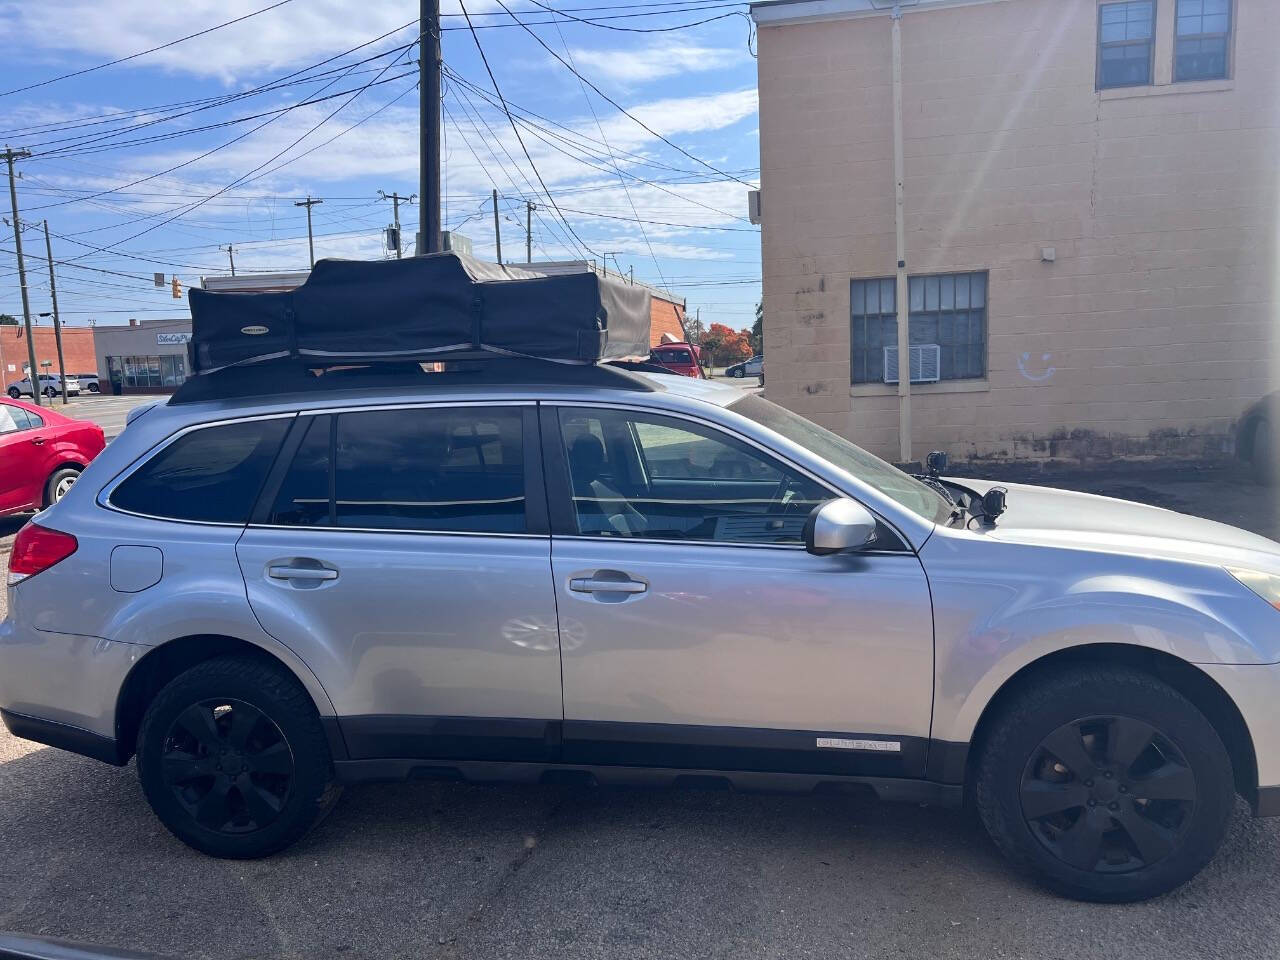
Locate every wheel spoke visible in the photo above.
<box><xmin>236</xmin><ymin>773</ymin><xmax>283</xmax><ymax>827</ymax></box>
<box><xmin>1106</xmin><ymin>717</ymin><xmax>1157</xmax><ymax>772</ymax></box>
<box><xmin>1130</xmin><ymin>762</ymin><xmax>1196</xmax><ymax>802</ymax></box>
<box><xmin>226</xmin><ymin>703</ymin><xmax>263</xmax><ymax>749</ymax></box>
<box><xmin>1115</xmin><ymin>806</ymin><xmax>1177</xmax><ymax>864</ymax></box>
<box><xmin>1020</xmin><ymin>779</ymin><xmax>1090</xmax><ymax>820</ymax></box>
<box><xmin>1041</xmin><ymin>724</ymin><xmax>1096</xmax><ymax>778</ymax></box>
<box><xmin>162</xmin><ymin>751</ymin><xmax>210</xmax><ymax>784</ymax></box>
<box><xmin>247</xmin><ymin>741</ymin><xmax>293</xmax><ymax>776</ymax></box>
<box><xmin>175</xmin><ymin>705</ymin><xmax>223</xmax><ymax>752</ymax></box>
<box><xmin>192</xmin><ymin>779</ymin><xmax>234</xmax><ymax>830</ymax></box>
<box><xmin>1053</xmin><ymin>810</ymin><xmax>1107</xmax><ymax>870</ymax></box>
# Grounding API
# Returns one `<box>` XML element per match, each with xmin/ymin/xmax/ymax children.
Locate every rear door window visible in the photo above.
<box><xmin>267</xmin><ymin>406</ymin><xmax>527</xmax><ymax>534</ymax></box>
<box><xmin>111</xmin><ymin>417</ymin><xmax>290</xmax><ymax>523</ymax></box>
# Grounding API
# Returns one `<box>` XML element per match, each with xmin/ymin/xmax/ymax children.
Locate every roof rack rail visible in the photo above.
<box><xmin>168</xmin><ymin>355</ymin><xmax>657</xmax><ymax>405</ymax></box>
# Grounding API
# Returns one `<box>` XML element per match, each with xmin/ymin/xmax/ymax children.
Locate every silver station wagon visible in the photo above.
<box><xmin>3</xmin><ymin>256</ymin><xmax>1280</xmax><ymax>902</ymax></box>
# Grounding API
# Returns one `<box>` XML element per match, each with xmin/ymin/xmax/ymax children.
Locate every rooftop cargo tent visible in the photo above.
<box><xmin>185</xmin><ymin>253</ymin><xmax>653</xmax><ymax>375</ymax></box>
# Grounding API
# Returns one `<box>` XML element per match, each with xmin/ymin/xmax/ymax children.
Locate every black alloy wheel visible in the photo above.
<box><xmin>1019</xmin><ymin>715</ymin><xmax>1196</xmax><ymax>874</ymax></box>
<box><xmin>161</xmin><ymin>699</ymin><xmax>294</xmax><ymax>834</ymax></box>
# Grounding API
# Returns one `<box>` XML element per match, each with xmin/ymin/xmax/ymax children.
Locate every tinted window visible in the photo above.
<box><xmin>270</xmin><ymin>407</ymin><xmax>527</xmax><ymax>533</ymax></box>
<box><xmin>655</xmin><ymin>348</ymin><xmax>692</xmax><ymax>365</ymax></box>
<box><xmin>0</xmin><ymin>405</ymin><xmax>18</xmax><ymax>434</ymax></box>
<box><xmin>268</xmin><ymin>416</ymin><xmax>331</xmax><ymax>526</ymax></box>
<box><xmin>112</xmin><ymin>418</ymin><xmax>289</xmax><ymax>523</ymax></box>
<box><xmin>10</xmin><ymin>407</ymin><xmax>42</xmax><ymax>430</ymax></box>
<box><xmin>559</xmin><ymin>407</ymin><xmax>829</xmax><ymax>544</ymax></box>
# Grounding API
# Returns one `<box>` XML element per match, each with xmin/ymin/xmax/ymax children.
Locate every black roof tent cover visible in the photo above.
<box><xmin>186</xmin><ymin>252</ymin><xmax>653</xmax><ymax>374</ymax></box>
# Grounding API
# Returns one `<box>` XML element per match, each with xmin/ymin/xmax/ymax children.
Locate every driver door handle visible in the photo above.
<box><xmin>268</xmin><ymin>564</ymin><xmax>338</xmax><ymax>582</ymax></box>
<box><xmin>569</xmin><ymin>577</ymin><xmax>647</xmax><ymax>594</ymax></box>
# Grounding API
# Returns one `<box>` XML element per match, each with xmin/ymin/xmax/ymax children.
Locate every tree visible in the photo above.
<box><xmin>751</xmin><ymin>302</ymin><xmax>763</xmax><ymax>355</ymax></box>
<box><xmin>0</xmin><ymin>314</ymin><xmax>16</xmax><ymax>325</ymax></box>
<box><xmin>702</xmin><ymin>322</ymin><xmax>753</xmax><ymax>367</ymax></box>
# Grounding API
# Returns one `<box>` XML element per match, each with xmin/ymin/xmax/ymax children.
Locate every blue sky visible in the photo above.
<box><xmin>0</xmin><ymin>0</ymin><xmax>761</xmax><ymax>332</ymax></box>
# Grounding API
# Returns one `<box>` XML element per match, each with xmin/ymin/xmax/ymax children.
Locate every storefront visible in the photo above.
<box><xmin>93</xmin><ymin>319</ymin><xmax>192</xmax><ymax>395</ymax></box>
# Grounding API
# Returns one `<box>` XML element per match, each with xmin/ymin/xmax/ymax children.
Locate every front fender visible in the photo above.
<box><xmin>922</xmin><ymin>533</ymin><xmax>1280</xmax><ymax>745</ymax></box>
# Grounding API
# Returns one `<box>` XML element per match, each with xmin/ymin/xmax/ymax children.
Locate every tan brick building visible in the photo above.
<box><xmin>751</xmin><ymin>0</ymin><xmax>1279</xmax><ymax>465</ymax></box>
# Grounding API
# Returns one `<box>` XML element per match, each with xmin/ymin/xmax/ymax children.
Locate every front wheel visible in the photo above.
<box><xmin>87</xmin><ymin>382</ymin><xmax>100</xmax><ymax>393</ymax></box>
<box><xmin>43</xmin><ymin>386</ymin><xmax>57</xmax><ymax>398</ymax></box>
<box><xmin>732</xmin><ymin>368</ymin><xmax>745</xmax><ymax>378</ymax></box>
<box><xmin>136</xmin><ymin>655</ymin><xmax>341</xmax><ymax>858</ymax></box>
<box><xmin>975</xmin><ymin>666</ymin><xmax>1233</xmax><ymax>902</ymax></box>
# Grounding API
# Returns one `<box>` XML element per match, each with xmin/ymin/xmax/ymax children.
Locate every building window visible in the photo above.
<box><xmin>110</xmin><ymin>354</ymin><xmax>187</xmax><ymax>389</ymax></box>
<box><xmin>850</xmin><ymin>272</ymin><xmax>987</xmax><ymax>384</ymax></box>
<box><xmin>850</xmin><ymin>278</ymin><xmax>898</xmax><ymax>385</ymax></box>
<box><xmin>1175</xmin><ymin>0</ymin><xmax>1231</xmax><ymax>81</ymax></box>
<box><xmin>1097</xmin><ymin>1</ymin><xmax>1155</xmax><ymax>89</ymax></box>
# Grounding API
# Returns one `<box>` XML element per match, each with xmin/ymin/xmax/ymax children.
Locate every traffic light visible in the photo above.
<box><xmin>171</xmin><ymin>275</ymin><xmax>182</xmax><ymax>299</ymax></box>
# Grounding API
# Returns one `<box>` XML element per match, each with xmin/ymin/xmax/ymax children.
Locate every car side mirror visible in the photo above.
<box><xmin>803</xmin><ymin>498</ymin><xmax>878</xmax><ymax>556</ymax></box>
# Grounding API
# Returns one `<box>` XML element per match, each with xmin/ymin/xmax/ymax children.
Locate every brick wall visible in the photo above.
<box><xmin>651</xmin><ymin>298</ymin><xmax>688</xmax><ymax>347</ymax></box>
<box><xmin>757</xmin><ymin>0</ymin><xmax>1280</xmax><ymax>465</ymax></box>
<box><xmin>0</xmin><ymin>325</ymin><xmax>99</xmax><ymax>387</ymax></box>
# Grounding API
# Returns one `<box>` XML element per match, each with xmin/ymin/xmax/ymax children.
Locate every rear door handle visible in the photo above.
<box><xmin>268</xmin><ymin>565</ymin><xmax>338</xmax><ymax>581</ymax></box>
<box><xmin>30</xmin><ymin>436</ymin><xmax>46</xmax><ymax>445</ymax></box>
<box><xmin>569</xmin><ymin>577</ymin><xmax>647</xmax><ymax>594</ymax></box>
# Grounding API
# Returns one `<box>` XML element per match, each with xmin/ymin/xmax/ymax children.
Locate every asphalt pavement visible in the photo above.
<box><xmin>1</xmin><ymin>464</ymin><xmax>1279</xmax><ymax>959</ymax></box>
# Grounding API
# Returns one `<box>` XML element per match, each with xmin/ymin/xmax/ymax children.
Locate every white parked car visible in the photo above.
<box><xmin>6</xmin><ymin>374</ymin><xmax>81</xmax><ymax>399</ymax></box>
<box><xmin>72</xmin><ymin>372</ymin><xmax>102</xmax><ymax>394</ymax></box>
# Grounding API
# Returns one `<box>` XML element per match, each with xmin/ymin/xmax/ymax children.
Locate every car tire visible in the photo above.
<box><xmin>44</xmin><ymin>466</ymin><xmax>81</xmax><ymax>506</ymax></box>
<box><xmin>136</xmin><ymin>655</ymin><xmax>342</xmax><ymax>859</ymax></box>
<box><xmin>7</xmin><ymin>386</ymin><xmax>20</xmax><ymax>398</ymax></box>
<box><xmin>43</xmin><ymin>386</ymin><xmax>56</xmax><ymax>398</ymax></box>
<box><xmin>975</xmin><ymin>665</ymin><xmax>1233</xmax><ymax>903</ymax></box>
<box><xmin>733</xmin><ymin>368</ymin><xmax>745</xmax><ymax>378</ymax></box>
<box><xmin>87</xmin><ymin>382</ymin><xmax>100</xmax><ymax>393</ymax></box>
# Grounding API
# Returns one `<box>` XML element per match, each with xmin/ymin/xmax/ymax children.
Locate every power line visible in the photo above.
<box><xmin>493</xmin><ymin>0</ymin><xmax>757</xmax><ymax>188</ymax></box>
<box><xmin>517</xmin><ymin>0</ymin><xmax>741</xmax><ymax>32</ymax></box>
<box><xmin>457</xmin><ymin>0</ymin><xmax>594</xmax><ymax>261</ymax></box>
<box><xmin>0</xmin><ymin>0</ymin><xmax>297</xmax><ymax>99</ymax></box>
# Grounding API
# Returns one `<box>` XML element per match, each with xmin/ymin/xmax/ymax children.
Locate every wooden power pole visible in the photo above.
<box><xmin>2</xmin><ymin>145</ymin><xmax>39</xmax><ymax>407</ymax></box>
<box><xmin>295</xmin><ymin>196</ymin><xmax>323</xmax><ymax>267</ymax></box>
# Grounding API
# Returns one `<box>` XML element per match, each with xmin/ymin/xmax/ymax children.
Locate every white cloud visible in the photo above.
<box><xmin>565</xmin><ymin>41</ymin><xmax>745</xmax><ymax>85</ymax></box>
<box><xmin>0</xmin><ymin>0</ymin><xmax>494</xmax><ymax>84</ymax></box>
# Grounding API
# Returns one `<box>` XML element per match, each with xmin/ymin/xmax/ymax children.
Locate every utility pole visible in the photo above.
<box><xmin>525</xmin><ymin>200</ymin><xmax>535</xmax><ymax>263</ymax></box>
<box><xmin>891</xmin><ymin>1</ymin><xmax>911</xmax><ymax>463</ymax></box>
<box><xmin>295</xmin><ymin>196</ymin><xmax>322</xmax><ymax>267</ymax></box>
<box><xmin>2</xmin><ymin>145</ymin><xmax>39</xmax><ymax>407</ymax></box>
<box><xmin>492</xmin><ymin>189</ymin><xmax>502</xmax><ymax>264</ymax></box>
<box><xmin>379</xmin><ymin>191</ymin><xmax>413</xmax><ymax>259</ymax></box>
<box><xmin>41</xmin><ymin>221</ymin><xmax>68</xmax><ymax>404</ymax></box>
<box><xmin>420</xmin><ymin>0</ymin><xmax>442</xmax><ymax>254</ymax></box>
<box><xmin>223</xmin><ymin>244</ymin><xmax>236</xmax><ymax>276</ymax></box>
<box><xmin>629</xmin><ymin>265</ymin><xmax>634</xmax><ymax>286</ymax></box>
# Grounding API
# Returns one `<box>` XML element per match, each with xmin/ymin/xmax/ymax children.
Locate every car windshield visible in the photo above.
<box><xmin>729</xmin><ymin>394</ymin><xmax>951</xmax><ymax>524</ymax></box>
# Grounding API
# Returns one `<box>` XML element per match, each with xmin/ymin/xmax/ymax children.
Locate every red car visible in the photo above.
<box><xmin>0</xmin><ymin>398</ymin><xmax>105</xmax><ymax>517</ymax></box>
<box><xmin>649</xmin><ymin>341</ymin><xmax>704</xmax><ymax>378</ymax></box>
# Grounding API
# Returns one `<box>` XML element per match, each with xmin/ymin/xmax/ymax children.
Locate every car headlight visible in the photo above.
<box><xmin>1227</xmin><ymin>568</ymin><xmax>1280</xmax><ymax>611</ymax></box>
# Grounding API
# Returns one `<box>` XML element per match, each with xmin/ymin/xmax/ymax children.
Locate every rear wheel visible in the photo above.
<box><xmin>975</xmin><ymin>666</ymin><xmax>1233</xmax><ymax>902</ymax></box>
<box><xmin>43</xmin><ymin>386</ymin><xmax>56</xmax><ymax>398</ymax></box>
<box><xmin>7</xmin><ymin>386</ymin><xmax>19</xmax><ymax>398</ymax></box>
<box><xmin>732</xmin><ymin>368</ymin><xmax>745</xmax><ymax>378</ymax></box>
<box><xmin>136</xmin><ymin>655</ymin><xmax>340</xmax><ymax>859</ymax></box>
<box><xmin>87</xmin><ymin>382</ymin><xmax>100</xmax><ymax>393</ymax></box>
<box><xmin>44</xmin><ymin>466</ymin><xmax>80</xmax><ymax>506</ymax></box>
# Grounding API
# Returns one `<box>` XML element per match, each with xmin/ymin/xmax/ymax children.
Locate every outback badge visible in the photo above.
<box><xmin>240</xmin><ymin>325</ymin><xmax>269</xmax><ymax>336</ymax></box>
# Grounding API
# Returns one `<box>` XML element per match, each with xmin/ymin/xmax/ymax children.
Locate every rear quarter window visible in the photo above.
<box><xmin>110</xmin><ymin>417</ymin><xmax>290</xmax><ymax>523</ymax></box>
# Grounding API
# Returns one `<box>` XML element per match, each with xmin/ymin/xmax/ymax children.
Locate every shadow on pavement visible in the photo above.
<box><xmin>1</xmin><ymin>739</ymin><xmax>1279</xmax><ymax>960</ymax></box>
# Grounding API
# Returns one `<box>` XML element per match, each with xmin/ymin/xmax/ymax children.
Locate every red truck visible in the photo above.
<box><xmin>649</xmin><ymin>341</ymin><xmax>704</xmax><ymax>378</ymax></box>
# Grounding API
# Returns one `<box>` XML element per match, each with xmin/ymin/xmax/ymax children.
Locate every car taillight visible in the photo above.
<box><xmin>7</xmin><ymin>522</ymin><xmax>78</xmax><ymax>586</ymax></box>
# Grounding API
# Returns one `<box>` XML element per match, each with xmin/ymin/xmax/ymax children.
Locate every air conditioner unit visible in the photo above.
<box><xmin>883</xmin><ymin>344</ymin><xmax>941</xmax><ymax>384</ymax></box>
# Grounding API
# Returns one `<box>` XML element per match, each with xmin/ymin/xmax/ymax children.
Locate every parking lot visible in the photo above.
<box><xmin>1</xmin><ymin>462</ymin><xmax>1279</xmax><ymax>959</ymax></box>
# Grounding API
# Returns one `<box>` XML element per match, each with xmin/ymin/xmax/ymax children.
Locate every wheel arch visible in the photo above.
<box><xmin>114</xmin><ymin>634</ymin><xmax>343</xmax><ymax>764</ymax></box>
<box><xmin>964</xmin><ymin>643</ymin><xmax>1258</xmax><ymax>807</ymax></box>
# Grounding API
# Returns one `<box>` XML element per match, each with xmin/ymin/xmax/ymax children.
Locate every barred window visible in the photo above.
<box><xmin>1175</xmin><ymin>0</ymin><xmax>1231</xmax><ymax>81</ymax></box>
<box><xmin>1097</xmin><ymin>1</ymin><xmax>1155</xmax><ymax>89</ymax></box>
<box><xmin>850</xmin><ymin>272</ymin><xmax>987</xmax><ymax>384</ymax></box>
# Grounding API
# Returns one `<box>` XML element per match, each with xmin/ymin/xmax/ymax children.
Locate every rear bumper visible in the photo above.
<box><xmin>0</xmin><ymin>708</ymin><xmax>124</xmax><ymax>765</ymax></box>
<box><xmin>0</xmin><ymin>615</ymin><xmax>142</xmax><ymax>746</ymax></box>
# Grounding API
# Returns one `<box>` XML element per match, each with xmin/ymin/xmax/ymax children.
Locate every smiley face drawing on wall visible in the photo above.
<box><xmin>1018</xmin><ymin>352</ymin><xmax>1056</xmax><ymax>383</ymax></box>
